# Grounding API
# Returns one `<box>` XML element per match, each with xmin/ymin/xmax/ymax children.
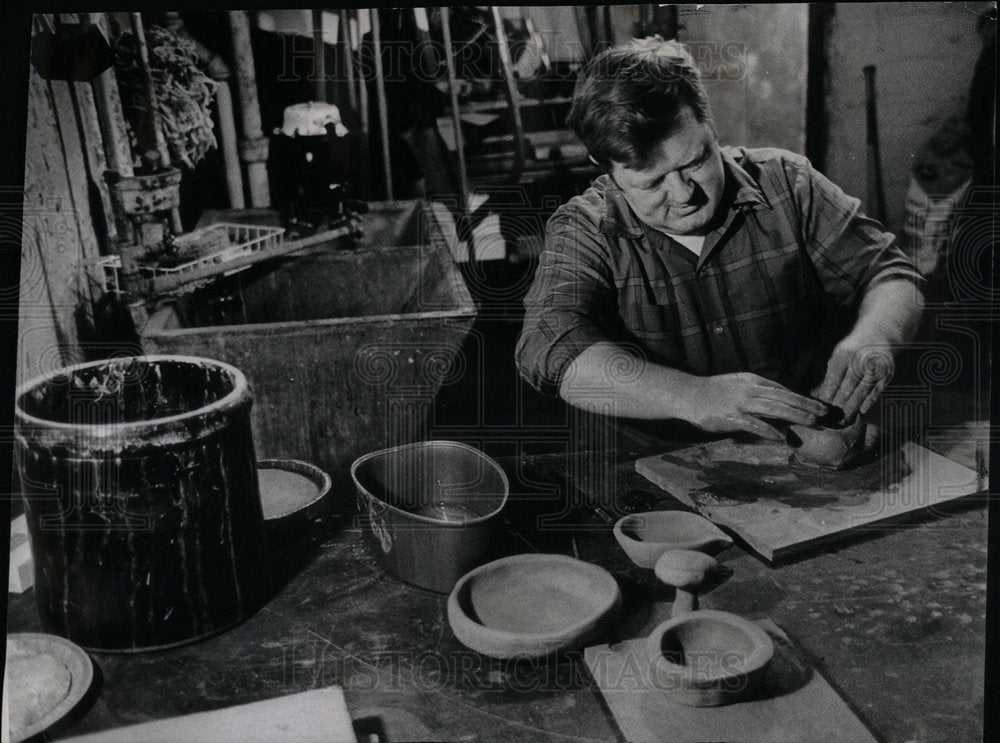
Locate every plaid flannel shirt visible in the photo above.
<box><xmin>516</xmin><ymin>146</ymin><xmax>921</xmax><ymax>397</ymax></box>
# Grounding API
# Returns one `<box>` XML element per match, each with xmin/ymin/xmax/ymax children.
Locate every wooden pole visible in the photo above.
<box><xmin>130</xmin><ymin>12</ymin><xmax>183</xmax><ymax>233</ymax></box>
<box><xmin>370</xmin><ymin>8</ymin><xmax>393</xmax><ymax>200</ymax></box>
<box><xmin>85</xmin><ymin>13</ymin><xmax>134</xmax><ymax>179</ymax></box>
<box><xmin>130</xmin><ymin>13</ymin><xmax>170</xmax><ymax>168</ymax></box>
<box><xmin>228</xmin><ymin>10</ymin><xmax>271</xmax><ymax>208</ymax></box>
<box><xmin>312</xmin><ymin>9</ymin><xmax>326</xmax><ymax>102</ymax></box>
<box><xmin>440</xmin><ymin>7</ymin><xmax>468</xmax><ymax>210</ymax></box>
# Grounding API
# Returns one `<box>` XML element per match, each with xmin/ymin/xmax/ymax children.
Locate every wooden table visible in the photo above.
<box><xmin>6</xmin><ymin>432</ymin><xmax>988</xmax><ymax>742</ymax></box>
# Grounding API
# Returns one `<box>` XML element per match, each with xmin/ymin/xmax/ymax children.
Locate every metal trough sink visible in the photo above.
<box><xmin>140</xmin><ymin>201</ymin><xmax>476</xmax><ymax>485</ymax></box>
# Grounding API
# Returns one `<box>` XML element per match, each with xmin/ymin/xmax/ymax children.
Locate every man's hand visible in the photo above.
<box><xmin>814</xmin><ymin>331</ymin><xmax>895</xmax><ymax>422</ymax></box>
<box><xmin>813</xmin><ymin>278</ymin><xmax>922</xmax><ymax>422</ymax></box>
<box><xmin>688</xmin><ymin>373</ymin><xmax>829</xmax><ymax>440</ymax></box>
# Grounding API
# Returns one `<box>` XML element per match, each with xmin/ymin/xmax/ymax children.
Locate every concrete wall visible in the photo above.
<box><xmin>824</xmin><ymin>2</ymin><xmax>989</xmax><ymax>233</ymax></box>
<box><xmin>679</xmin><ymin>4</ymin><xmax>810</xmax><ymax>155</ymax></box>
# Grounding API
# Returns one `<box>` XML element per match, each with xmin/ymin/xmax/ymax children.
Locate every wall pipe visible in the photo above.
<box><xmin>228</xmin><ymin>10</ymin><xmax>270</xmax><ymax>207</ymax></box>
<box><xmin>163</xmin><ymin>12</ymin><xmax>244</xmax><ymax>209</ymax></box>
<box><xmin>440</xmin><ymin>7</ymin><xmax>468</xmax><ymax>210</ymax></box>
<box><xmin>490</xmin><ymin>6</ymin><xmax>526</xmax><ymax>184</ymax></box>
<box><xmin>339</xmin><ymin>8</ymin><xmax>357</xmax><ymax>114</ymax></box>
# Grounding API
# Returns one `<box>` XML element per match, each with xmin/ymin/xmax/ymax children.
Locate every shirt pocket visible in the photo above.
<box><xmin>618</xmin><ymin>279</ymin><xmax>688</xmax><ymax>344</ymax></box>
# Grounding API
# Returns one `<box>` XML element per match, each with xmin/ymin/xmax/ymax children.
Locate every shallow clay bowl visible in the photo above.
<box><xmin>613</xmin><ymin>511</ymin><xmax>733</xmax><ymax>568</ymax></box>
<box><xmin>447</xmin><ymin>553</ymin><xmax>621</xmax><ymax>659</ymax></box>
<box><xmin>646</xmin><ymin>609</ymin><xmax>774</xmax><ymax>707</ymax></box>
<box><xmin>258</xmin><ymin>458</ymin><xmax>333</xmax><ymax>533</ymax></box>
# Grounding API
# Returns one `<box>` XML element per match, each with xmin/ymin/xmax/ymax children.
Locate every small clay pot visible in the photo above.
<box><xmin>646</xmin><ymin>609</ymin><xmax>774</xmax><ymax>706</ymax></box>
<box><xmin>787</xmin><ymin>416</ymin><xmax>867</xmax><ymax>470</ymax></box>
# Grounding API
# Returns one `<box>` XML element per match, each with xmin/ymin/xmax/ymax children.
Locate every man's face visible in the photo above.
<box><xmin>609</xmin><ymin>108</ymin><xmax>726</xmax><ymax>236</ymax></box>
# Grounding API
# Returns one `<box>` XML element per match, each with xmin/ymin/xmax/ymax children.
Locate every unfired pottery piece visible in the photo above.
<box><xmin>787</xmin><ymin>417</ymin><xmax>868</xmax><ymax>470</ymax></box>
<box><xmin>614</xmin><ymin>511</ymin><xmax>733</xmax><ymax>568</ymax></box>
<box><xmin>447</xmin><ymin>553</ymin><xmax>621</xmax><ymax>658</ymax></box>
<box><xmin>646</xmin><ymin>609</ymin><xmax>775</xmax><ymax>707</ymax></box>
<box><xmin>257</xmin><ymin>459</ymin><xmax>332</xmax><ymax>529</ymax></box>
<box><xmin>645</xmin><ymin>549</ymin><xmax>775</xmax><ymax>706</ymax></box>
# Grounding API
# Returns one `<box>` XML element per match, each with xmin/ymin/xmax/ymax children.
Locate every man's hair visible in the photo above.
<box><xmin>567</xmin><ymin>37</ymin><xmax>714</xmax><ymax>170</ymax></box>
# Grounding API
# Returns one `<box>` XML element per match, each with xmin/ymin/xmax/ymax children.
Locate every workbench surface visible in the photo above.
<box><xmin>8</xmin><ymin>439</ymin><xmax>988</xmax><ymax>743</ymax></box>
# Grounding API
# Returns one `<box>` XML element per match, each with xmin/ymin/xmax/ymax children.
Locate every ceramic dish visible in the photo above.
<box><xmin>448</xmin><ymin>553</ymin><xmax>621</xmax><ymax>658</ymax></box>
<box><xmin>5</xmin><ymin>633</ymin><xmax>94</xmax><ymax>743</ymax></box>
<box><xmin>613</xmin><ymin>511</ymin><xmax>733</xmax><ymax>568</ymax></box>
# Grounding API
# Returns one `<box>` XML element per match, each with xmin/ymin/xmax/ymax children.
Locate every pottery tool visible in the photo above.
<box><xmin>634</xmin><ymin>438</ymin><xmax>982</xmax><ymax>561</ymax></box>
<box><xmin>58</xmin><ymin>687</ymin><xmax>357</xmax><ymax>743</ymax></box>
<box><xmin>584</xmin><ymin>619</ymin><xmax>877</xmax><ymax>743</ymax></box>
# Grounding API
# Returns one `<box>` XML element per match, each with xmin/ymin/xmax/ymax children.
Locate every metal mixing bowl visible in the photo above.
<box><xmin>351</xmin><ymin>441</ymin><xmax>509</xmax><ymax>593</ymax></box>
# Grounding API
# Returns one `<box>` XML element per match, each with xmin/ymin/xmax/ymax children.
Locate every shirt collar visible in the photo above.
<box><xmin>598</xmin><ymin>147</ymin><xmax>771</xmax><ymax>237</ymax></box>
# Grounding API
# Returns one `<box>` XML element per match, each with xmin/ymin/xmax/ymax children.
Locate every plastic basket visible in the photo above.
<box><xmin>140</xmin><ymin>223</ymin><xmax>285</xmax><ymax>278</ymax></box>
<box><xmin>88</xmin><ymin>255</ymin><xmax>122</xmax><ymax>294</ymax></box>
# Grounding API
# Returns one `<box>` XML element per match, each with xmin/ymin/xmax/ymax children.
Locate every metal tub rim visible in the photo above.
<box><xmin>351</xmin><ymin>440</ymin><xmax>509</xmax><ymax>527</ymax></box>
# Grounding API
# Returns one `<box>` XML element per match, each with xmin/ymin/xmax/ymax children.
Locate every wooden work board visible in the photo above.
<box><xmin>584</xmin><ymin>619</ymin><xmax>878</xmax><ymax>743</ymax></box>
<box><xmin>634</xmin><ymin>437</ymin><xmax>983</xmax><ymax>562</ymax></box>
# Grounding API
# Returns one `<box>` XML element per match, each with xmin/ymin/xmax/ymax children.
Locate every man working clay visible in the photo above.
<box><xmin>516</xmin><ymin>38</ymin><xmax>923</xmax><ymax>440</ymax></box>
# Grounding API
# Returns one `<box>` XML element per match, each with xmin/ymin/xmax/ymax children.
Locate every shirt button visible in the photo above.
<box><xmin>713</xmin><ymin>324</ymin><xmax>724</xmax><ymax>335</ymax></box>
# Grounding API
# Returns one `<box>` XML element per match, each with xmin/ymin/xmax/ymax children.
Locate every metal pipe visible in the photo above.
<box><xmin>228</xmin><ymin>10</ymin><xmax>270</xmax><ymax>207</ymax></box>
<box><xmin>215</xmin><ymin>84</ymin><xmax>244</xmax><ymax>209</ymax></box>
<box><xmin>490</xmin><ymin>6</ymin><xmax>526</xmax><ymax>184</ymax></box>
<box><xmin>370</xmin><ymin>9</ymin><xmax>393</xmax><ymax>200</ymax></box>
<box><xmin>339</xmin><ymin>8</ymin><xmax>357</xmax><ymax>114</ymax></box>
<box><xmin>351</xmin><ymin>11</ymin><xmax>369</xmax><ymax>138</ymax></box>
<box><xmin>162</xmin><ymin>11</ymin><xmax>243</xmax><ymax>209</ymax></box>
<box><xmin>440</xmin><ymin>7</ymin><xmax>468</xmax><ymax>209</ymax></box>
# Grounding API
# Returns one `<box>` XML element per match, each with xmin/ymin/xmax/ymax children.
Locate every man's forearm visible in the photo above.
<box><xmin>850</xmin><ymin>277</ymin><xmax>924</xmax><ymax>347</ymax></box>
<box><xmin>812</xmin><ymin>277</ymin><xmax>925</xmax><ymax>413</ymax></box>
<box><xmin>559</xmin><ymin>342</ymin><xmax>830</xmax><ymax>438</ymax></box>
<box><xmin>557</xmin><ymin>342</ymin><xmax>704</xmax><ymax>420</ymax></box>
